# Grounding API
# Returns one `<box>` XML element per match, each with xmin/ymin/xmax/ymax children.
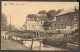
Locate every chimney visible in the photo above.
<box><xmin>74</xmin><ymin>6</ymin><xmax>77</xmax><ymax>12</ymax></box>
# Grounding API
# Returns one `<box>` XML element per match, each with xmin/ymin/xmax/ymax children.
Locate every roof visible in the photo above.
<box><xmin>56</xmin><ymin>6</ymin><xmax>79</xmax><ymax>16</ymax></box>
<box><xmin>56</xmin><ymin>9</ymin><xmax>74</xmax><ymax>16</ymax></box>
<box><xmin>27</xmin><ymin>14</ymin><xmax>49</xmax><ymax>21</ymax></box>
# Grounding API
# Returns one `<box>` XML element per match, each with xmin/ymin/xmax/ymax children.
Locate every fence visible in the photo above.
<box><xmin>1</xmin><ymin>31</ymin><xmax>44</xmax><ymax>50</ymax></box>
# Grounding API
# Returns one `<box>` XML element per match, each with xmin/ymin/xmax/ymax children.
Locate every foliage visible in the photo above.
<box><xmin>7</xmin><ymin>25</ymin><xmax>15</xmax><ymax>31</ymax></box>
<box><xmin>47</xmin><ymin>9</ymin><xmax>63</xmax><ymax>25</ymax></box>
<box><xmin>57</xmin><ymin>9</ymin><xmax>64</xmax><ymax>14</ymax></box>
<box><xmin>27</xmin><ymin>14</ymin><xmax>38</xmax><ymax>18</ymax></box>
<box><xmin>69</xmin><ymin>29</ymin><xmax>79</xmax><ymax>43</ymax></box>
<box><xmin>22</xmin><ymin>24</ymin><xmax>26</xmax><ymax>30</ymax></box>
<box><xmin>38</xmin><ymin>10</ymin><xmax>47</xmax><ymax>14</ymax></box>
<box><xmin>43</xmin><ymin>38</ymin><xmax>67</xmax><ymax>48</ymax></box>
<box><xmin>47</xmin><ymin>9</ymin><xmax>63</xmax><ymax>19</ymax></box>
<box><xmin>42</xmin><ymin>21</ymin><xmax>50</xmax><ymax>30</ymax></box>
<box><xmin>23</xmin><ymin>24</ymin><xmax>25</xmax><ymax>27</ymax></box>
<box><xmin>70</xmin><ymin>29</ymin><xmax>79</xmax><ymax>35</ymax></box>
<box><xmin>1</xmin><ymin>13</ymin><xmax>7</xmax><ymax>31</ymax></box>
<box><xmin>42</xmin><ymin>29</ymin><xmax>79</xmax><ymax>48</ymax></box>
<box><xmin>63</xmin><ymin>29</ymin><xmax>79</xmax><ymax>44</ymax></box>
<box><xmin>47</xmin><ymin>10</ymin><xmax>57</xmax><ymax>20</ymax></box>
<box><xmin>11</xmin><ymin>30</ymin><xmax>36</xmax><ymax>34</ymax></box>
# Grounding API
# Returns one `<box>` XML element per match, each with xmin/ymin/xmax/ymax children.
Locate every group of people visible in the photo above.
<box><xmin>1</xmin><ymin>31</ymin><xmax>12</xmax><ymax>40</ymax></box>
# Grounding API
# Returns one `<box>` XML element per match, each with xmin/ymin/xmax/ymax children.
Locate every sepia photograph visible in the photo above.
<box><xmin>1</xmin><ymin>1</ymin><xmax>79</xmax><ymax>51</ymax></box>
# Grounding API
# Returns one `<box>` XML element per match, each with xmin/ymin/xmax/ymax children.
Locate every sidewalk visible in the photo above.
<box><xmin>1</xmin><ymin>38</ymin><xmax>30</xmax><ymax>50</ymax></box>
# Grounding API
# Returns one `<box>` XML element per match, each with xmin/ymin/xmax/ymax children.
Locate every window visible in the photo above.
<box><xmin>61</xmin><ymin>24</ymin><xmax>63</xmax><ymax>29</ymax></box>
<box><xmin>38</xmin><ymin>18</ymin><xmax>40</xmax><ymax>20</ymax></box>
<box><xmin>58</xmin><ymin>24</ymin><xmax>60</xmax><ymax>29</ymax></box>
<box><xmin>28</xmin><ymin>18</ymin><xmax>30</xmax><ymax>20</ymax></box>
<box><xmin>32</xmin><ymin>25</ymin><xmax>34</xmax><ymax>27</ymax></box>
<box><xmin>65</xmin><ymin>23</ymin><xmax>67</xmax><ymax>28</ymax></box>
<box><xmin>58</xmin><ymin>18</ymin><xmax>60</xmax><ymax>22</ymax></box>
<box><xmin>74</xmin><ymin>16</ymin><xmax>77</xmax><ymax>20</ymax></box>
<box><xmin>74</xmin><ymin>24</ymin><xmax>77</xmax><ymax>29</ymax></box>
<box><xmin>37</xmin><ymin>18</ymin><xmax>38</xmax><ymax>20</ymax></box>
<box><xmin>41</xmin><ymin>21</ymin><xmax>42</xmax><ymax>24</ymax></box>
<box><xmin>55</xmin><ymin>24</ymin><xmax>56</xmax><ymax>26</ymax></box>
<box><xmin>73</xmin><ymin>21</ymin><xmax>78</xmax><ymax>24</ymax></box>
<box><xmin>74</xmin><ymin>13</ymin><xmax>77</xmax><ymax>20</ymax></box>
<box><xmin>66</xmin><ymin>18</ymin><xmax>67</xmax><ymax>21</ymax></box>
<box><xmin>33</xmin><ymin>18</ymin><xmax>34</xmax><ymax>20</ymax></box>
<box><xmin>74</xmin><ymin>13</ymin><xmax>77</xmax><ymax>16</ymax></box>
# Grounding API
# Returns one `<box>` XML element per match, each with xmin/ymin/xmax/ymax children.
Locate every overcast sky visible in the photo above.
<box><xmin>2</xmin><ymin>1</ymin><xmax>79</xmax><ymax>28</ymax></box>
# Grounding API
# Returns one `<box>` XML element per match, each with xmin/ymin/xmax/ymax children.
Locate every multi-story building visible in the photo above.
<box><xmin>26</xmin><ymin>14</ymin><xmax>49</xmax><ymax>32</ymax></box>
<box><xmin>52</xmin><ymin>6</ymin><xmax>79</xmax><ymax>33</ymax></box>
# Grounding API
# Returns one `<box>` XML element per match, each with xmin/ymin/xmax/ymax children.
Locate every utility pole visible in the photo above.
<box><xmin>10</xmin><ymin>15</ymin><xmax>11</xmax><ymax>32</ymax></box>
<box><xmin>25</xmin><ymin>16</ymin><xmax>27</xmax><ymax>31</ymax></box>
<box><xmin>9</xmin><ymin>15</ymin><xmax>11</xmax><ymax>40</ymax></box>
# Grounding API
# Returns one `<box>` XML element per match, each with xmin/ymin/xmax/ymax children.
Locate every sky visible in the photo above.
<box><xmin>2</xmin><ymin>1</ymin><xmax>79</xmax><ymax>28</ymax></box>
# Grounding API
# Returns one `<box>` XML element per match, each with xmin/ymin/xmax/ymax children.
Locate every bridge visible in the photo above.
<box><xmin>13</xmin><ymin>37</ymin><xmax>46</xmax><ymax>41</ymax></box>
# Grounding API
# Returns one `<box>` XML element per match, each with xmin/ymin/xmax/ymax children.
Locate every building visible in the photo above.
<box><xmin>52</xmin><ymin>6</ymin><xmax>79</xmax><ymax>33</ymax></box>
<box><xmin>26</xmin><ymin>14</ymin><xmax>49</xmax><ymax>32</ymax></box>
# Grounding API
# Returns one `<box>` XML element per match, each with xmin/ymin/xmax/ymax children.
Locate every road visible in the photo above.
<box><xmin>1</xmin><ymin>38</ymin><xmax>30</xmax><ymax>50</ymax></box>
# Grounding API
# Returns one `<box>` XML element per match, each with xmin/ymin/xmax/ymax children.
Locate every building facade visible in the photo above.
<box><xmin>52</xmin><ymin>7</ymin><xmax>79</xmax><ymax>33</ymax></box>
<box><xmin>26</xmin><ymin>14</ymin><xmax>49</xmax><ymax>32</ymax></box>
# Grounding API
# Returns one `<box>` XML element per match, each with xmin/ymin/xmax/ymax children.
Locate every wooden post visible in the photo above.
<box><xmin>21</xmin><ymin>36</ymin><xmax>23</xmax><ymax>44</ymax></box>
<box><xmin>39</xmin><ymin>41</ymin><xmax>41</xmax><ymax>50</ymax></box>
<box><xmin>31</xmin><ymin>38</ymin><xmax>34</xmax><ymax>50</ymax></box>
<box><xmin>37</xmin><ymin>32</ymin><xmax>38</xmax><ymax>37</ymax></box>
<box><xmin>5</xmin><ymin>34</ymin><xmax>6</xmax><ymax>40</ymax></box>
<box><xmin>16</xmin><ymin>36</ymin><xmax>17</xmax><ymax>42</ymax></box>
<box><xmin>21</xmin><ymin>36</ymin><xmax>22</xmax><ymax>40</ymax></box>
<box><xmin>25</xmin><ymin>41</ymin><xmax>26</xmax><ymax>44</ymax></box>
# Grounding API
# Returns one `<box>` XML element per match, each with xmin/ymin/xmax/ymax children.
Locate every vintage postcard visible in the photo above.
<box><xmin>1</xmin><ymin>1</ymin><xmax>79</xmax><ymax>51</ymax></box>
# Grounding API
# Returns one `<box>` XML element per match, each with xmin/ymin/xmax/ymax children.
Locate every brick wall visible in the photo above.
<box><xmin>55</xmin><ymin>11</ymin><xmax>79</xmax><ymax>31</ymax></box>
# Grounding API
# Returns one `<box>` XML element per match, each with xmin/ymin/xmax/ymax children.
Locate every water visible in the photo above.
<box><xmin>23</xmin><ymin>40</ymin><xmax>43</xmax><ymax>50</ymax></box>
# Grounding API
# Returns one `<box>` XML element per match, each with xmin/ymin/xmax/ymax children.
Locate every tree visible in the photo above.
<box><xmin>38</xmin><ymin>10</ymin><xmax>47</xmax><ymax>14</ymax></box>
<box><xmin>27</xmin><ymin>14</ymin><xmax>38</xmax><ymax>18</ymax></box>
<box><xmin>47</xmin><ymin>9</ymin><xmax>63</xmax><ymax>25</ymax></box>
<box><xmin>23</xmin><ymin>24</ymin><xmax>25</xmax><ymax>27</ymax></box>
<box><xmin>1</xmin><ymin>13</ymin><xmax>7</xmax><ymax>31</ymax></box>
<box><xmin>57</xmin><ymin>9</ymin><xmax>64</xmax><ymax>14</ymax></box>
<box><xmin>22</xmin><ymin>24</ymin><xmax>26</xmax><ymax>28</ymax></box>
<box><xmin>42</xmin><ymin>21</ymin><xmax>50</xmax><ymax>39</ymax></box>
<box><xmin>7</xmin><ymin>24</ymin><xmax>15</xmax><ymax>31</ymax></box>
<box><xmin>42</xmin><ymin>20</ymin><xmax>50</xmax><ymax>30</ymax></box>
<box><xmin>22</xmin><ymin>24</ymin><xmax>27</xmax><ymax>30</ymax></box>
